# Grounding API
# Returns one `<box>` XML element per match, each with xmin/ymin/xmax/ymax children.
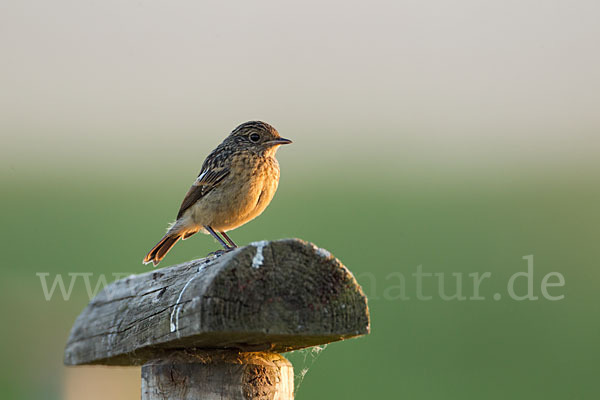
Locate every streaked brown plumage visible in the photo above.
<box><xmin>143</xmin><ymin>121</ymin><xmax>291</xmax><ymax>266</ymax></box>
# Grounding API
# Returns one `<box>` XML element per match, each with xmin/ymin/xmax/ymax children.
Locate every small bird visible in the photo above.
<box><xmin>143</xmin><ymin>121</ymin><xmax>292</xmax><ymax>266</ymax></box>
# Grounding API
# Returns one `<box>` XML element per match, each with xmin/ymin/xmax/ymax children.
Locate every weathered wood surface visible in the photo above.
<box><xmin>141</xmin><ymin>351</ymin><xmax>293</xmax><ymax>400</ymax></box>
<box><xmin>64</xmin><ymin>238</ymin><xmax>370</xmax><ymax>366</ymax></box>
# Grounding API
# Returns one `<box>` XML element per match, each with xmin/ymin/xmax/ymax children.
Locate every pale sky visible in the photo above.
<box><xmin>1</xmin><ymin>0</ymin><xmax>599</xmax><ymax>174</ymax></box>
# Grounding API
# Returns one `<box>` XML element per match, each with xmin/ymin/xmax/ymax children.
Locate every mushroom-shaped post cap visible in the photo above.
<box><xmin>64</xmin><ymin>239</ymin><xmax>370</xmax><ymax>366</ymax></box>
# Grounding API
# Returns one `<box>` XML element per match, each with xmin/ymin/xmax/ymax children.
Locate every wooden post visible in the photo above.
<box><xmin>64</xmin><ymin>239</ymin><xmax>370</xmax><ymax>399</ymax></box>
<box><xmin>141</xmin><ymin>351</ymin><xmax>293</xmax><ymax>400</ymax></box>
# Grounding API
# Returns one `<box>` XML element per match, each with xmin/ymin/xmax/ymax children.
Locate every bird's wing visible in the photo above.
<box><xmin>176</xmin><ymin>166</ymin><xmax>230</xmax><ymax>219</ymax></box>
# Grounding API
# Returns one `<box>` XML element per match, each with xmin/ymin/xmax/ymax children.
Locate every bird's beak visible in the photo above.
<box><xmin>265</xmin><ymin>137</ymin><xmax>293</xmax><ymax>146</ymax></box>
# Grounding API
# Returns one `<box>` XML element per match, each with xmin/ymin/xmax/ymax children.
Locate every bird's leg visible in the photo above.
<box><xmin>219</xmin><ymin>231</ymin><xmax>238</xmax><ymax>248</ymax></box>
<box><xmin>204</xmin><ymin>225</ymin><xmax>232</xmax><ymax>250</ymax></box>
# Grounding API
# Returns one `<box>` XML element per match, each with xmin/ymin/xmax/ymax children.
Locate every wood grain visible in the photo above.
<box><xmin>64</xmin><ymin>239</ymin><xmax>370</xmax><ymax>366</ymax></box>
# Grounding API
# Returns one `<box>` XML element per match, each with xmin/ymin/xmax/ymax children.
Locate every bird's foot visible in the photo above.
<box><xmin>206</xmin><ymin>247</ymin><xmax>235</xmax><ymax>258</ymax></box>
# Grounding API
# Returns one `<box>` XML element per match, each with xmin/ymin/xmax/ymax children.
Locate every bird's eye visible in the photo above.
<box><xmin>249</xmin><ymin>133</ymin><xmax>261</xmax><ymax>142</ymax></box>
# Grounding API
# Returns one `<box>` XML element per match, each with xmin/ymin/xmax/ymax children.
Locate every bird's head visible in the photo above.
<box><xmin>228</xmin><ymin>121</ymin><xmax>292</xmax><ymax>156</ymax></box>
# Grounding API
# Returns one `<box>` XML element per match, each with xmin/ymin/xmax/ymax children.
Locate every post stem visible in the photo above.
<box><xmin>141</xmin><ymin>350</ymin><xmax>294</xmax><ymax>400</ymax></box>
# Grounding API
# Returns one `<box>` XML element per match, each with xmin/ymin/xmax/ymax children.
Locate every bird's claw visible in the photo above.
<box><xmin>206</xmin><ymin>247</ymin><xmax>235</xmax><ymax>258</ymax></box>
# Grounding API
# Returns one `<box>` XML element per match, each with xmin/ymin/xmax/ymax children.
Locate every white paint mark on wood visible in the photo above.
<box><xmin>251</xmin><ymin>241</ymin><xmax>268</xmax><ymax>268</ymax></box>
<box><xmin>311</xmin><ymin>243</ymin><xmax>331</xmax><ymax>259</ymax></box>
<box><xmin>169</xmin><ymin>265</ymin><xmax>205</xmax><ymax>335</ymax></box>
<box><xmin>315</xmin><ymin>247</ymin><xmax>331</xmax><ymax>258</ymax></box>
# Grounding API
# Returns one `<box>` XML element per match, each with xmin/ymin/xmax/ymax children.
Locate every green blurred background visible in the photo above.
<box><xmin>1</xmin><ymin>1</ymin><xmax>599</xmax><ymax>399</ymax></box>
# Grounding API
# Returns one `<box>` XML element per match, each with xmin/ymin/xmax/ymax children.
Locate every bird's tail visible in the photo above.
<box><xmin>143</xmin><ymin>233</ymin><xmax>182</xmax><ymax>266</ymax></box>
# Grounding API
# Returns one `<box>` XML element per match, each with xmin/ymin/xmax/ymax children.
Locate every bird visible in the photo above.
<box><xmin>143</xmin><ymin>121</ymin><xmax>292</xmax><ymax>266</ymax></box>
